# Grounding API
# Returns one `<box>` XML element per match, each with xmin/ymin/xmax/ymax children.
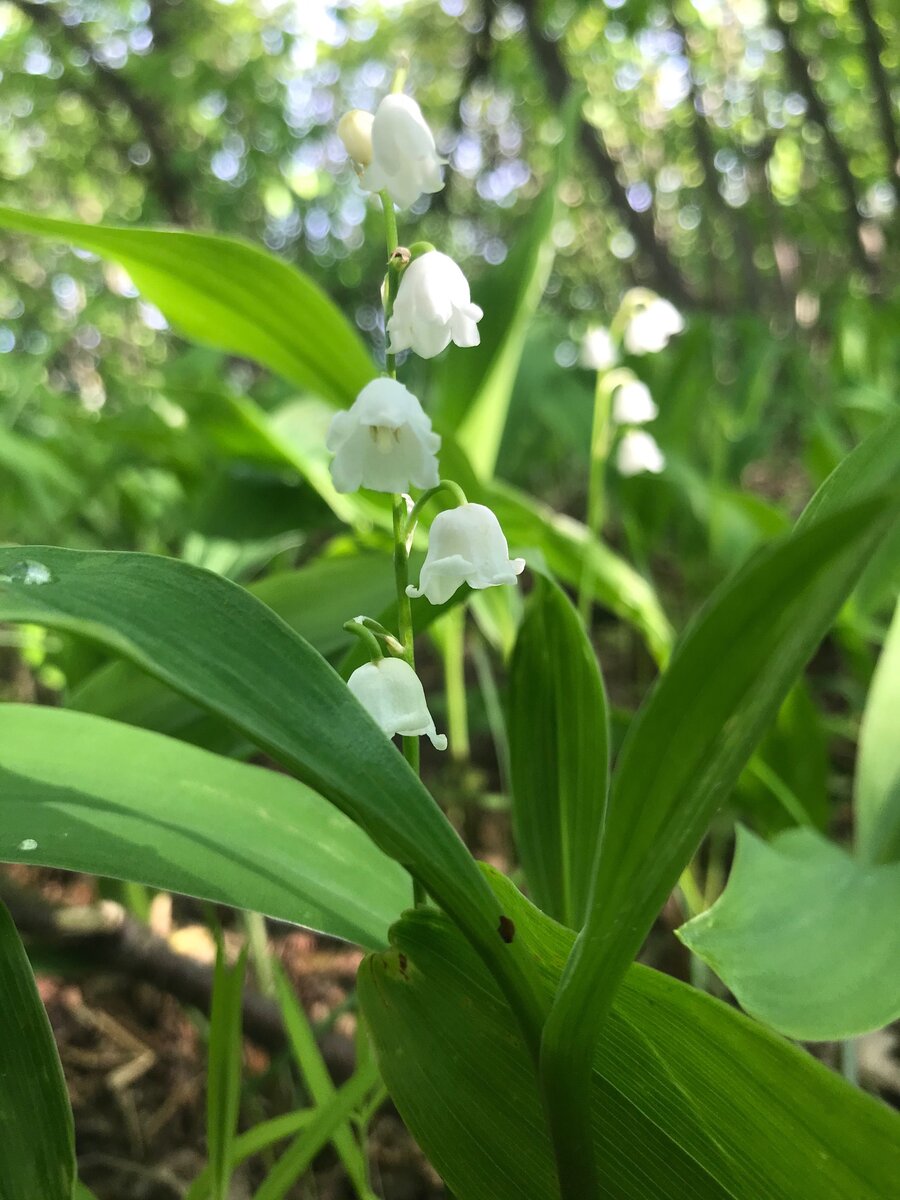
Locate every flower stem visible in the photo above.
<box><xmin>380</xmin><ymin>190</ymin><xmax>400</xmax><ymax>378</ymax></box>
<box><xmin>577</xmin><ymin>366</ymin><xmax>634</xmax><ymax>624</ymax></box>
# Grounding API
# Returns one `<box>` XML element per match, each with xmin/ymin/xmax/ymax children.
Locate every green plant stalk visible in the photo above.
<box><xmin>441</xmin><ymin>605</ymin><xmax>470</xmax><ymax>761</ymax></box>
<box><xmin>578</xmin><ymin>367</ymin><xmax>634</xmax><ymax>623</ymax></box>
<box><xmin>242</xmin><ymin>910</ymin><xmax>276</xmax><ymax>999</ymax></box>
<box><xmin>251</xmin><ymin>1062</ymin><xmax>381</xmax><ymax>1200</ymax></box>
<box><xmin>380</xmin><ymin>191</ymin><xmax>427</xmax><ymax>906</ymax></box>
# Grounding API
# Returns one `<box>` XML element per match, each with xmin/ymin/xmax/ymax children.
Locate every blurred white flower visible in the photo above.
<box><xmin>407</xmin><ymin>503</ymin><xmax>525</xmax><ymax>605</ymax></box>
<box><xmin>612</xmin><ymin>380</ymin><xmax>658</xmax><ymax>425</ymax></box>
<box><xmin>616</xmin><ymin>430</ymin><xmax>666</xmax><ymax>476</ymax></box>
<box><xmin>388</xmin><ymin>250</ymin><xmax>483</xmax><ymax>359</ymax></box>
<box><xmin>348</xmin><ymin>656</ymin><xmax>447</xmax><ymax>750</ymax></box>
<box><xmin>337</xmin><ymin>109</ymin><xmax>374</xmax><ymax>166</ymax></box>
<box><xmin>580</xmin><ymin>326</ymin><xmax>618</xmax><ymax>371</ymax></box>
<box><xmin>624</xmin><ymin>297</ymin><xmax>684</xmax><ymax>355</ymax></box>
<box><xmin>358</xmin><ymin>94</ymin><xmax>444</xmax><ymax>209</ymax></box>
<box><xmin>326</xmin><ymin>378</ymin><xmax>440</xmax><ymax>494</ymax></box>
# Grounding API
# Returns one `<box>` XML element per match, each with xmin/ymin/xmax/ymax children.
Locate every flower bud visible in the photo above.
<box><xmin>358</xmin><ymin>93</ymin><xmax>444</xmax><ymax>209</ymax></box>
<box><xmin>616</xmin><ymin>429</ymin><xmax>666</xmax><ymax>476</ymax></box>
<box><xmin>612</xmin><ymin>380</ymin><xmax>658</xmax><ymax>425</ymax></box>
<box><xmin>325</xmin><ymin>378</ymin><xmax>440</xmax><ymax>494</ymax></box>
<box><xmin>623</xmin><ymin>297</ymin><xmax>684</xmax><ymax>356</ymax></box>
<box><xmin>348</xmin><ymin>656</ymin><xmax>447</xmax><ymax>750</ymax></box>
<box><xmin>406</xmin><ymin>502</ymin><xmax>525</xmax><ymax>606</ymax></box>
<box><xmin>387</xmin><ymin>250</ymin><xmax>483</xmax><ymax>360</ymax></box>
<box><xmin>338</xmin><ymin>109</ymin><xmax>374</xmax><ymax>167</ymax></box>
<box><xmin>580</xmin><ymin>326</ymin><xmax>618</xmax><ymax>371</ymax></box>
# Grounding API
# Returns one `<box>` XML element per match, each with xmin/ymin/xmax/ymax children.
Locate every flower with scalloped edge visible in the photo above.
<box><xmin>352</xmin><ymin>94</ymin><xmax>444</xmax><ymax>209</ymax></box>
<box><xmin>623</xmin><ymin>296</ymin><xmax>684</xmax><ymax>355</ymax></box>
<box><xmin>406</xmin><ymin>502</ymin><xmax>525</xmax><ymax>606</ymax></box>
<box><xmin>337</xmin><ymin>109</ymin><xmax>375</xmax><ymax>167</ymax></box>
<box><xmin>616</xmin><ymin>429</ymin><xmax>666</xmax><ymax>476</ymax></box>
<box><xmin>325</xmin><ymin>378</ymin><xmax>440</xmax><ymax>494</ymax></box>
<box><xmin>348</xmin><ymin>656</ymin><xmax>447</xmax><ymax>750</ymax></box>
<box><xmin>612</xmin><ymin>380</ymin><xmax>658</xmax><ymax>425</ymax></box>
<box><xmin>580</xmin><ymin>325</ymin><xmax>618</xmax><ymax>371</ymax></box>
<box><xmin>387</xmin><ymin>250</ymin><xmax>483</xmax><ymax>360</ymax></box>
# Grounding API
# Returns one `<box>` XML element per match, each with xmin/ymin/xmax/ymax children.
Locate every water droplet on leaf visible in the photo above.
<box><xmin>0</xmin><ymin>560</ymin><xmax>54</xmax><ymax>586</ymax></box>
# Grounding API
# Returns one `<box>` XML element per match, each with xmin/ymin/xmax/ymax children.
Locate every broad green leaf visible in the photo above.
<box><xmin>69</xmin><ymin>551</ymin><xmax>397</xmax><ymax>743</ymax></box>
<box><xmin>856</xmin><ymin>599</ymin><xmax>900</xmax><ymax>864</ymax></box>
<box><xmin>540</xmin><ymin>490</ymin><xmax>899</xmax><ymax>1191</ymax></box>
<box><xmin>358</xmin><ymin>870</ymin><xmax>900</xmax><ymax>1200</ymax></box>
<box><xmin>737</xmin><ymin>682</ymin><xmax>829</xmax><ymax>834</ymax></box>
<box><xmin>0</xmin><ymin>705</ymin><xmax>408</xmax><ymax>949</ymax></box>
<box><xmin>436</xmin><ymin>96</ymin><xmax>578</xmax><ymax>476</ymax></box>
<box><xmin>508</xmin><ymin>575</ymin><xmax>609</xmax><ymax>927</ymax></box>
<box><xmin>0</xmin><ymin>206</ymin><xmax>375</xmax><ymax>404</ymax></box>
<box><xmin>0</xmin><ymin>547</ymin><xmax>547</xmax><ymax>1049</ymax></box>
<box><xmin>796</xmin><ymin>410</ymin><xmax>900</xmax><ymax>533</ymax></box>
<box><xmin>0</xmin><ymin>899</ymin><xmax>75</xmax><ymax>1200</ymax></box>
<box><xmin>678</xmin><ymin>826</ymin><xmax>900</xmax><ymax>1040</ymax></box>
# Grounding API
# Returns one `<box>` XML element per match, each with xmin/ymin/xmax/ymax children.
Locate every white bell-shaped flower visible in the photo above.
<box><xmin>337</xmin><ymin>109</ymin><xmax>374</xmax><ymax>166</ymax></box>
<box><xmin>616</xmin><ymin>429</ymin><xmax>666</xmax><ymax>476</ymax></box>
<box><xmin>358</xmin><ymin>94</ymin><xmax>444</xmax><ymax>209</ymax></box>
<box><xmin>348</xmin><ymin>656</ymin><xmax>447</xmax><ymax>750</ymax></box>
<box><xmin>612</xmin><ymin>380</ymin><xmax>658</xmax><ymax>425</ymax></box>
<box><xmin>387</xmin><ymin>251</ymin><xmax>483</xmax><ymax>360</ymax></box>
<box><xmin>326</xmin><ymin>378</ymin><xmax>440</xmax><ymax>494</ymax></box>
<box><xmin>406</xmin><ymin>503</ymin><xmax>525</xmax><ymax>606</ymax></box>
<box><xmin>580</xmin><ymin>325</ymin><xmax>618</xmax><ymax>371</ymax></box>
<box><xmin>624</xmin><ymin>297</ymin><xmax>684</xmax><ymax>355</ymax></box>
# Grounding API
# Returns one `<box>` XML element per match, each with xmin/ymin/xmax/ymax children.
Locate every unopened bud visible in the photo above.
<box><xmin>338</xmin><ymin>109</ymin><xmax>374</xmax><ymax>167</ymax></box>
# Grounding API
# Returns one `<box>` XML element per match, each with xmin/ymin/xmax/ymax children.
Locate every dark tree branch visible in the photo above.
<box><xmin>9</xmin><ymin>0</ymin><xmax>192</xmax><ymax>224</ymax></box>
<box><xmin>853</xmin><ymin>0</ymin><xmax>900</xmax><ymax>208</ymax></box>
<box><xmin>668</xmin><ymin>7</ymin><xmax>763</xmax><ymax>308</ymax></box>
<box><xmin>1</xmin><ymin>879</ymin><xmax>355</xmax><ymax>1074</ymax></box>
<box><xmin>519</xmin><ymin>0</ymin><xmax>693</xmax><ymax>305</ymax></box>
<box><xmin>765</xmin><ymin>0</ymin><xmax>875</xmax><ymax>279</ymax></box>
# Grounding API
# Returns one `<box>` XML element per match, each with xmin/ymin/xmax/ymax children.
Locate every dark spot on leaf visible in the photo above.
<box><xmin>398</xmin><ymin>952</ymin><xmax>408</xmax><ymax>974</ymax></box>
<box><xmin>498</xmin><ymin>915</ymin><xmax>515</xmax><ymax>943</ymax></box>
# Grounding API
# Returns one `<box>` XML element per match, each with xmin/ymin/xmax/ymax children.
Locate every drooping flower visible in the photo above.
<box><xmin>406</xmin><ymin>503</ymin><xmax>525</xmax><ymax>605</ymax></box>
<box><xmin>348</xmin><ymin>656</ymin><xmax>447</xmax><ymax>750</ymax></box>
<box><xmin>325</xmin><ymin>378</ymin><xmax>440</xmax><ymax>494</ymax></box>
<box><xmin>356</xmin><ymin>94</ymin><xmax>444</xmax><ymax>209</ymax></box>
<box><xmin>612</xmin><ymin>380</ymin><xmax>658</xmax><ymax>425</ymax></box>
<box><xmin>387</xmin><ymin>250</ymin><xmax>483</xmax><ymax>359</ymax></box>
<box><xmin>616</xmin><ymin>429</ymin><xmax>666</xmax><ymax>476</ymax></box>
<box><xmin>623</xmin><ymin>297</ymin><xmax>684</xmax><ymax>355</ymax></box>
<box><xmin>580</xmin><ymin>325</ymin><xmax>618</xmax><ymax>371</ymax></box>
<box><xmin>337</xmin><ymin>109</ymin><xmax>374</xmax><ymax>166</ymax></box>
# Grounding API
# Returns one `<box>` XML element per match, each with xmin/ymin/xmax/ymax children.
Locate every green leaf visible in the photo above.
<box><xmin>540</xmin><ymin>490</ymin><xmax>899</xmax><ymax>1191</ymax></box>
<box><xmin>185</xmin><ymin>1110</ymin><xmax>314</xmax><ymax>1200</ymax></box>
<box><xmin>0</xmin><ymin>206</ymin><xmax>375</xmax><ymax>404</ymax></box>
<box><xmin>69</xmin><ymin>551</ymin><xmax>397</xmax><ymax>745</ymax></box>
<box><xmin>678</xmin><ymin>826</ymin><xmax>900</xmax><ymax>1040</ymax></box>
<box><xmin>273</xmin><ymin>963</ymin><xmax>371</xmax><ymax>1196</ymax></box>
<box><xmin>435</xmin><ymin>96</ymin><xmax>579</xmax><ymax>476</ymax></box>
<box><xmin>0</xmin><ymin>704</ymin><xmax>409</xmax><ymax>948</ymax></box>
<box><xmin>0</xmin><ymin>898</ymin><xmax>75</xmax><ymax>1200</ymax></box>
<box><xmin>0</xmin><ymin>547</ymin><xmax>548</xmax><ymax>1051</ymax></box>
<box><xmin>358</xmin><ymin>870</ymin><xmax>900</xmax><ymax>1200</ymax></box>
<box><xmin>856</xmin><ymin>599</ymin><xmax>900</xmax><ymax>864</ymax></box>
<box><xmin>251</xmin><ymin>1062</ymin><xmax>381</xmax><ymax>1200</ymax></box>
<box><xmin>207</xmin><ymin>940</ymin><xmax>248</xmax><ymax>1200</ymax></box>
<box><xmin>508</xmin><ymin>575</ymin><xmax>609</xmax><ymax>927</ymax></box>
